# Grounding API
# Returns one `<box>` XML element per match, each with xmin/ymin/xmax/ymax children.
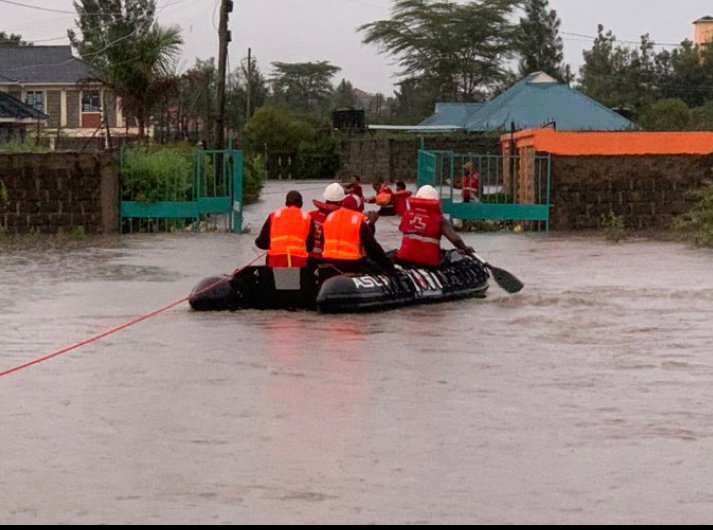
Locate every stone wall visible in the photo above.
<box><xmin>341</xmin><ymin>135</ymin><xmax>500</xmax><ymax>182</ymax></box>
<box><xmin>550</xmin><ymin>154</ymin><xmax>713</xmax><ymax>230</ymax></box>
<box><xmin>0</xmin><ymin>152</ymin><xmax>120</xmax><ymax>234</ymax></box>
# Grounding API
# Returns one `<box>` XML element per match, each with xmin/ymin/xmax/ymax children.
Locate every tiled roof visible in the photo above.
<box><xmin>0</xmin><ymin>45</ymin><xmax>98</xmax><ymax>85</ymax></box>
<box><xmin>0</xmin><ymin>90</ymin><xmax>48</xmax><ymax>121</ymax></box>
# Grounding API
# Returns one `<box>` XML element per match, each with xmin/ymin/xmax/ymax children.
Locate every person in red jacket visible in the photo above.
<box><xmin>391</xmin><ymin>181</ymin><xmax>413</xmax><ymax>216</ymax></box>
<box><xmin>395</xmin><ymin>185</ymin><xmax>475</xmax><ymax>268</ymax></box>
<box><xmin>308</xmin><ymin>183</ymin><xmax>344</xmax><ymax>261</ymax></box>
<box><xmin>255</xmin><ymin>191</ymin><xmax>316</xmax><ymax>268</ymax></box>
<box><xmin>342</xmin><ymin>175</ymin><xmax>365</xmax><ymax>212</ymax></box>
<box><xmin>457</xmin><ymin>161</ymin><xmax>480</xmax><ymax>203</ymax></box>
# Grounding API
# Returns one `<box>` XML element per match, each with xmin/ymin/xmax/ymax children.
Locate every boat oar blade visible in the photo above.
<box><xmin>487</xmin><ymin>264</ymin><xmax>524</xmax><ymax>294</ymax></box>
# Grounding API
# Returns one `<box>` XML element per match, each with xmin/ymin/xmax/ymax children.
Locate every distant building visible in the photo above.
<box><xmin>417</xmin><ymin>72</ymin><xmax>635</xmax><ymax>132</ymax></box>
<box><xmin>694</xmin><ymin>16</ymin><xmax>713</xmax><ymax>46</ymax></box>
<box><xmin>0</xmin><ymin>90</ymin><xmax>48</xmax><ymax>142</ymax></box>
<box><xmin>0</xmin><ymin>46</ymin><xmax>126</xmax><ymax>137</ymax></box>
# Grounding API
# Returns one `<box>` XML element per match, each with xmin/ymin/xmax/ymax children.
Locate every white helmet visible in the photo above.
<box><xmin>323</xmin><ymin>182</ymin><xmax>346</xmax><ymax>202</ymax></box>
<box><xmin>415</xmin><ymin>185</ymin><xmax>439</xmax><ymax>200</ymax></box>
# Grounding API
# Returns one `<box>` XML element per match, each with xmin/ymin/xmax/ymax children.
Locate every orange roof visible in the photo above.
<box><xmin>501</xmin><ymin>128</ymin><xmax>713</xmax><ymax>156</ymax></box>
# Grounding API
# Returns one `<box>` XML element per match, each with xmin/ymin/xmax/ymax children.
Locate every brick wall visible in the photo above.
<box><xmin>341</xmin><ymin>135</ymin><xmax>500</xmax><ymax>182</ymax></box>
<box><xmin>0</xmin><ymin>152</ymin><xmax>120</xmax><ymax>234</ymax></box>
<box><xmin>550</xmin><ymin>154</ymin><xmax>713</xmax><ymax>230</ymax></box>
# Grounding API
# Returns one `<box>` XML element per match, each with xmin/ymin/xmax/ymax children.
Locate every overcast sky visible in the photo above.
<box><xmin>1</xmin><ymin>0</ymin><xmax>712</xmax><ymax>94</ymax></box>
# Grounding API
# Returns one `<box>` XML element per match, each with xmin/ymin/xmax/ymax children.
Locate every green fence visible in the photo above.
<box><xmin>120</xmin><ymin>147</ymin><xmax>243</xmax><ymax>233</ymax></box>
<box><xmin>417</xmin><ymin>149</ymin><xmax>551</xmax><ymax>230</ymax></box>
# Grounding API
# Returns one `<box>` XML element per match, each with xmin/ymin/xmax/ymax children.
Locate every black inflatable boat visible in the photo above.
<box><xmin>189</xmin><ymin>250</ymin><xmax>489</xmax><ymax>313</ymax></box>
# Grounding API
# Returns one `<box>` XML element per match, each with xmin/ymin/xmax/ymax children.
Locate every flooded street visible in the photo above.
<box><xmin>1</xmin><ymin>181</ymin><xmax>713</xmax><ymax>524</ymax></box>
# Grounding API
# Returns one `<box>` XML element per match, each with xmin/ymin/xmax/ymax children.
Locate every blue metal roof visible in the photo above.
<box><xmin>418</xmin><ymin>102</ymin><xmax>484</xmax><ymax>128</ymax></box>
<box><xmin>464</xmin><ymin>72</ymin><xmax>635</xmax><ymax>132</ymax></box>
<box><xmin>418</xmin><ymin>72</ymin><xmax>635</xmax><ymax>132</ymax></box>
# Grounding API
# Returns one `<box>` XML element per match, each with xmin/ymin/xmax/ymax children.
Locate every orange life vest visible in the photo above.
<box><xmin>396</xmin><ymin>198</ymin><xmax>444</xmax><ymax>266</ymax></box>
<box><xmin>322</xmin><ymin>208</ymin><xmax>366</xmax><ymax>261</ymax></box>
<box><xmin>268</xmin><ymin>206</ymin><xmax>311</xmax><ymax>267</ymax></box>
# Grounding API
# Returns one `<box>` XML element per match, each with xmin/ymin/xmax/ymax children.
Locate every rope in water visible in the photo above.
<box><xmin>0</xmin><ymin>253</ymin><xmax>266</xmax><ymax>379</ymax></box>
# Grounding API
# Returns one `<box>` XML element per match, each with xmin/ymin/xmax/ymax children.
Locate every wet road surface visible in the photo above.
<box><xmin>1</xmin><ymin>181</ymin><xmax>713</xmax><ymax>524</ymax></box>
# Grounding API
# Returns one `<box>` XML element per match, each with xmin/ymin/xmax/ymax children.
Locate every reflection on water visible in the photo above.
<box><xmin>1</xmin><ymin>181</ymin><xmax>713</xmax><ymax>524</ymax></box>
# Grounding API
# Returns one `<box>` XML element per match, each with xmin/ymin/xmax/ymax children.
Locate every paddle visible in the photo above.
<box><xmin>473</xmin><ymin>253</ymin><xmax>524</xmax><ymax>294</ymax></box>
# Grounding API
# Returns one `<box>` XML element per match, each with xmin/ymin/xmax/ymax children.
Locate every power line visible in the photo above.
<box><xmin>0</xmin><ymin>0</ymin><xmax>73</xmax><ymax>14</ymax></box>
<box><xmin>561</xmin><ymin>31</ymin><xmax>682</xmax><ymax>48</ymax></box>
<box><xmin>0</xmin><ymin>0</ymin><xmax>183</xmax><ymax>17</ymax></box>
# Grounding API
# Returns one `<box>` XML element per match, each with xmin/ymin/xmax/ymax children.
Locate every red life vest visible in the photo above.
<box><xmin>396</xmin><ymin>198</ymin><xmax>444</xmax><ymax>267</ymax></box>
<box><xmin>392</xmin><ymin>190</ymin><xmax>413</xmax><ymax>216</ymax></box>
<box><xmin>308</xmin><ymin>201</ymin><xmax>340</xmax><ymax>259</ymax></box>
<box><xmin>268</xmin><ymin>206</ymin><xmax>311</xmax><ymax>268</ymax></box>
<box><xmin>323</xmin><ymin>208</ymin><xmax>366</xmax><ymax>261</ymax></box>
<box><xmin>342</xmin><ymin>192</ymin><xmax>365</xmax><ymax>212</ymax></box>
<box><xmin>462</xmin><ymin>171</ymin><xmax>479</xmax><ymax>200</ymax></box>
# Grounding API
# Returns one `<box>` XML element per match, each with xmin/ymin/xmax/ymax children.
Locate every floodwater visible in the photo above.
<box><xmin>1</xmin><ymin>181</ymin><xmax>713</xmax><ymax>524</ymax></box>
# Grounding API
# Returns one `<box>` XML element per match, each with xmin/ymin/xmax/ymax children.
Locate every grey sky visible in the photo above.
<box><xmin>1</xmin><ymin>0</ymin><xmax>712</xmax><ymax>95</ymax></box>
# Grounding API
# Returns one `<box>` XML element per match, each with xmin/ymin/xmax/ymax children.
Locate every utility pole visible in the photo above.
<box><xmin>246</xmin><ymin>47</ymin><xmax>252</xmax><ymax>122</ymax></box>
<box><xmin>215</xmin><ymin>0</ymin><xmax>233</xmax><ymax>150</ymax></box>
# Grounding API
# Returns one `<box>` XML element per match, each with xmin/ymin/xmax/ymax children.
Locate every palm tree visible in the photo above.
<box><xmin>103</xmin><ymin>25</ymin><xmax>183</xmax><ymax>139</ymax></box>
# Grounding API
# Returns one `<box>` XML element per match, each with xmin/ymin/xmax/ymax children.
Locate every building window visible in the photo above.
<box><xmin>25</xmin><ymin>91</ymin><xmax>44</xmax><ymax>112</ymax></box>
<box><xmin>81</xmin><ymin>90</ymin><xmax>102</xmax><ymax>112</ymax></box>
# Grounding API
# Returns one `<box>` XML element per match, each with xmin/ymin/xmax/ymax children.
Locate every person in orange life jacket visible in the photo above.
<box><xmin>367</xmin><ymin>180</ymin><xmax>396</xmax><ymax>216</ymax></box>
<box><xmin>395</xmin><ymin>185</ymin><xmax>475</xmax><ymax>268</ymax></box>
<box><xmin>456</xmin><ymin>161</ymin><xmax>480</xmax><ymax>203</ymax></box>
<box><xmin>321</xmin><ymin>185</ymin><xmax>394</xmax><ymax>274</ymax></box>
<box><xmin>308</xmin><ymin>183</ymin><xmax>344</xmax><ymax>262</ymax></box>
<box><xmin>255</xmin><ymin>191</ymin><xmax>316</xmax><ymax>268</ymax></box>
<box><xmin>391</xmin><ymin>181</ymin><xmax>413</xmax><ymax>216</ymax></box>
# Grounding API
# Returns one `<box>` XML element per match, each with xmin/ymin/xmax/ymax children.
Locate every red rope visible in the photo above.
<box><xmin>0</xmin><ymin>253</ymin><xmax>266</xmax><ymax>379</ymax></box>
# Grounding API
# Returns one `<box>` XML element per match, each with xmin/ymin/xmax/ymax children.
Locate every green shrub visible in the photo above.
<box><xmin>0</xmin><ymin>139</ymin><xmax>49</xmax><ymax>154</ymax></box>
<box><xmin>243</xmin><ymin>154</ymin><xmax>265</xmax><ymax>205</ymax></box>
<box><xmin>675</xmin><ymin>181</ymin><xmax>713</xmax><ymax>247</ymax></box>
<box><xmin>68</xmin><ymin>226</ymin><xmax>87</xmax><ymax>241</ymax></box>
<box><xmin>122</xmin><ymin>147</ymin><xmax>193</xmax><ymax>203</ymax></box>
<box><xmin>294</xmin><ymin>136</ymin><xmax>342</xmax><ymax>179</ymax></box>
<box><xmin>601</xmin><ymin>211</ymin><xmax>627</xmax><ymax>243</ymax></box>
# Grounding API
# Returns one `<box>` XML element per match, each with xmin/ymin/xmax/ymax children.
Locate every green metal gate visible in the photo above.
<box><xmin>120</xmin><ymin>147</ymin><xmax>244</xmax><ymax>233</ymax></box>
<box><xmin>417</xmin><ymin>149</ymin><xmax>552</xmax><ymax>230</ymax></box>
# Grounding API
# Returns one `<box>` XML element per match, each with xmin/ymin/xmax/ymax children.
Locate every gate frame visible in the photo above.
<box><xmin>120</xmin><ymin>147</ymin><xmax>244</xmax><ymax>233</ymax></box>
<box><xmin>417</xmin><ymin>149</ymin><xmax>552</xmax><ymax>231</ymax></box>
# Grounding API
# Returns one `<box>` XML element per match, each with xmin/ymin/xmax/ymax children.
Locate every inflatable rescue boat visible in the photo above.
<box><xmin>189</xmin><ymin>250</ymin><xmax>489</xmax><ymax>313</ymax></box>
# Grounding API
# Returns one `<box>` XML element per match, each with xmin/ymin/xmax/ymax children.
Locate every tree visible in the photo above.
<box><xmin>655</xmin><ymin>41</ymin><xmax>713</xmax><ymax>108</ymax></box>
<box><xmin>359</xmin><ymin>0</ymin><xmax>519</xmax><ymax>102</ymax></box>
<box><xmin>0</xmin><ymin>31</ymin><xmax>31</xmax><ymax>46</ymax></box>
<box><xmin>578</xmin><ymin>26</ymin><xmax>656</xmax><ymax>113</ymax></box>
<box><xmin>242</xmin><ymin>106</ymin><xmax>313</xmax><ymax>159</ymax></box>
<box><xmin>270</xmin><ymin>61</ymin><xmax>341</xmax><ymax>115</ymax></box>
<box><xmin>388</xmin><ymin>77</ymin><xmax>441</xmax><ymax>124</ymax></box>
<box><xmin>176</xmin><ymin>58</ymin><xmax>217</xmax><ymax>143</ymax></box>
<box><xmin>333</xmin><ymin>79</ymin><xmax>358</xmax><ymax>109</ymax></box>
<box><xmin>690</xmin><ymin>101</ymin><xmax>713</xmax><ymax>130</ymax></box>
<box><xmin>69</xmin><ymin>0</ymin><xmax>183</xmax><ymax>139</ymax></box>
<box><xmin>517</xmin><ymin>0</ymin><xmax>568</xmax><ymax>81</ymax></box>
<box><xmin>639</xmin><ymin>98</ymin><xmax>692</xmax><ymax>130</ymax></box>
<box><xmin>225</xmin><ymin>53</ymin><xmax>269</xmax><ymax>132</ymax></box>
